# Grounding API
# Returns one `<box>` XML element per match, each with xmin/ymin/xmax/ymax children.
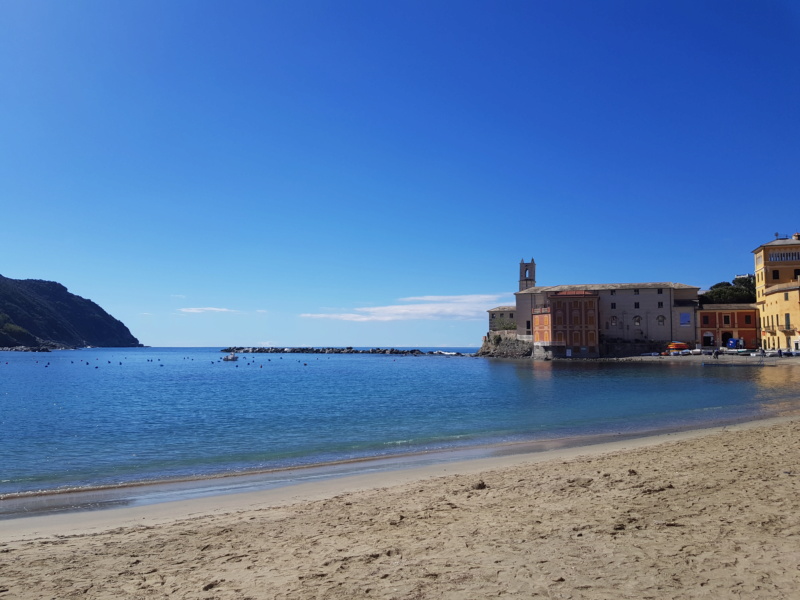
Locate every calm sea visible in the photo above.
<box><xmin>2</xmin><ymin>347</ymin><xmax>799</xmax><ymax>515</ymax></box>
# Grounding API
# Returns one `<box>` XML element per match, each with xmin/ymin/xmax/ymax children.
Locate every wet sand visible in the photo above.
<box><xmin>2</xmin><ymin>416</ymin><xmax>799</xmax><ymax>599</ymax></box>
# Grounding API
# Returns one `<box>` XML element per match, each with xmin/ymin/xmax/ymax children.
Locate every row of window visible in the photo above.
<box><xmin>608</xmin><ymin>315</ymin><xmax>667</xmax><ymax>327</ymax></box>
<box><xmin>768</xmin><ymin>251</ymin><xmax>800</xmax><ymax>262</ymax></box>
<box><xmin>762</xmin><ymin>314</ymin><xmax>793</xmax><ymax>329</ymax></box>
<box><xmin>609</xmin><ymin>288</ymin><xmax>663</xmax><ymax>296</ymax></box>
<box><xmin>760</xmin><ymin>268</ymin><xmax>800</xmax><ymax>281</ymax></box>
<box><xmin>701</xmin><ymin>314</ymin><xmax>753</xmax><ymax>326</ymax></box>
<box><xmin>775</xmin><ymin>268</ymin><xmax>800</xmax><ymax>280</ymax></box>
<box><xmin>610</xmin><ymin>302</ymin><xmax>664</xmax><ymax>309</ymax></box>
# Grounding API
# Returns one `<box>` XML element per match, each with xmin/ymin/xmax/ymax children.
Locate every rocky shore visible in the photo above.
<box><xmin>476</xmin><ymin>332</ymin><xmax>533</xmax><ymax>358</ymax></box>
<box><xmin>0</xmin><ymin>345</ymin><xmax>56</xmax><ymax>352</ymax></box>
<box><xmin>221</xmin><ymin>347</ymin><xmax>472</xmax><ymax>356</ymax></box>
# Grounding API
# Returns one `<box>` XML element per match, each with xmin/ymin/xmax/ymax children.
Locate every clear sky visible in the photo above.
<box><xmin>1</xmin><ymin>1</ymin><xmax>798</xmax><ymax>347</ymax></box>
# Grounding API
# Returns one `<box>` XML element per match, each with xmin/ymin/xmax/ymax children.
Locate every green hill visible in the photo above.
<box><xmin>0</xmin><ymin>275</ymin><xmax>141</xmax><ymax>348</ymax></box>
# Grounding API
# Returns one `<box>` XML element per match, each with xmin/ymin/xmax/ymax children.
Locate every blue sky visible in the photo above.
<box><xmin>1</xmin><ymin>1</ymin><xmax>798</xmax><ymax>347</ymax></box>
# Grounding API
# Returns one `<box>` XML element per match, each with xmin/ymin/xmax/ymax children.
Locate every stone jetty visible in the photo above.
<box><xmin>221</xmin><ymin>347</ymin><xmax>469</xmax><ymax>356</ymax></box>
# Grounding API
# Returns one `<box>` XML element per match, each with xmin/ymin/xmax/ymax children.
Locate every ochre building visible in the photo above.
<box><xmin>753</xmin><ymin>234</ymin><xmax>800</xmax><ymax>351</ymax></box>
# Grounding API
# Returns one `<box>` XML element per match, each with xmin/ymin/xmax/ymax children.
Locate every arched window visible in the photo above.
<box><xmin>633</xmin><ymin>316</ymin><xmax>642</xmax><ymax>327</ymax></box>
<box><xmin>657</xmin><ymin>315</ymin><xmax>666</xmax><ymax>326</ymax></box>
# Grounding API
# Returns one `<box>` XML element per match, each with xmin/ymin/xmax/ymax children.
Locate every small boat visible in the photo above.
<box><xmin>222</xmin><ymin>352</ymin><xmax>238</xmax><ymax>362</ymax></box>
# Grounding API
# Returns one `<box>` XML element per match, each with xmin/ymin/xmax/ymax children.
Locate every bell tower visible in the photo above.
<box><xmin>519</xmin><ymin>258</ymin><xmax>536</xmax><ymax>291</ymax></box>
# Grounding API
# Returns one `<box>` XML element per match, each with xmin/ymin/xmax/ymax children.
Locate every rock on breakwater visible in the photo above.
<box><xmin>220</xmin><ymin>347</ymin><xmax>471</xmax><ymax>356</ymax></box>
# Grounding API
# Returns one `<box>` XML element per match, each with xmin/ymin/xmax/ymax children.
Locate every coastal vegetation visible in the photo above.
<box><xmin>0</xmin><ymin>274</ymin><xmax>141</xmax><ymax>349</ymax></box>
<box><xmin>700</xmin><ymin>276</ymin><xmax>756</xmax><ymax>304</ymax></box>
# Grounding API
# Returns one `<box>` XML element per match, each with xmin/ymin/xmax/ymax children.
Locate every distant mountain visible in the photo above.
<box><xmin>0</xmin><ymin>275</ymin><xmax>141</xmax><ymax>348</ymax></box>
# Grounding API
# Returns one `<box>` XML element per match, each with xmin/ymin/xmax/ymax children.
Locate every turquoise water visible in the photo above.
<box><xmin>2</xmin><ymin>347</ymin><xmax>799</xmax><ymax>501</ymax></box>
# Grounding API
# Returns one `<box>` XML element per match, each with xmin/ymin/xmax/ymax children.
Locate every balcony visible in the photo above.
<box><xmin>779</xmin><ymin>323</ymin><xmax>797</xmax><ymax>332</ymax></box>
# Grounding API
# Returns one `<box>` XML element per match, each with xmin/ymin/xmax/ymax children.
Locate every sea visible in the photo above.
<box><xmin>2</xmin><ymin>347</ymin><xmax>800</xmax><ymax>518</ymax></box>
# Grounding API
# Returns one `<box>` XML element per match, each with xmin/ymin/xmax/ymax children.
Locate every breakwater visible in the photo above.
<box><xmin>221</xmin><ymin>346</ymin><xmax>470</xmax><ymax>356</ymax></box>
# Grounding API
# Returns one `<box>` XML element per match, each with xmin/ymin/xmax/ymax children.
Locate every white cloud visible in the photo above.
<box><xmin>300</xmin><ymin>293</ymin><xmax>513</xmax><ymax>322</ymax></box>
<box><xmin>179</xmin><ymin>307</ymin><xmax>238</xmax><ymax>314</ymax></box>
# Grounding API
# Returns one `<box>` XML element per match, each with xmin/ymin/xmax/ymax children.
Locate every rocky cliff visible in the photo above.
<box><xmin>0</xmin><ymin>275</ymin><xmax>141</xmax><ymax>349</ymax></box>
<box><xmin>476</xmin><ymin>331</ymin><xmax>533</xmax><ymax>358</ymax></box>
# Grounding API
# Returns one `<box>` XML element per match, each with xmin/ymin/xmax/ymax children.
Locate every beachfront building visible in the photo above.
<box><xmin>531</xmin><ymin>289</ymin><xmax>600</xmax><ymax>358</ymax></box>
<box><xmin>487</xmin><ymin>306</ymin><xmax>516</xmax><ymax>332</ymax></box>
<box><xmin>753</xmin><ymin>233</ymin><xmax>800</xmax><ymax>351</ymax></box>
<box><xmin>517</xmin><ymin>282</ymin><xmax>700</xmax><ymax>358</ymax></box>
<box><xmin>697</xmin><ymin>304</ymin><xmax>760</xmax><ymax>349</ymax></box>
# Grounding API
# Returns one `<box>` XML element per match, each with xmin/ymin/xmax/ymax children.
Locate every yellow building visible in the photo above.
<box><xmin>753</xmin><ymin>233</ymin><xmax>800</xmax><ymax>351</ymax></box>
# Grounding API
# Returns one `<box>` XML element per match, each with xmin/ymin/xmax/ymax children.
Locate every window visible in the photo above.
<box><xmin>785</xmin><ymin>293</ymin><xmax>789</xmax><ymax>301</ymax></box>
<box><xmin>657</xmin><ymin>288</ymin><xmax>663</xmax><ymax>294</ymax></box>
<box><xmin>611</xmin><ymin>316</ymin><xmax>618</xmax><ymax>326</ymax></box>
<box><xmin>795</xmin><ymin>268</ymin><xmax>800</xmax><ymax>279</ymax></box>
<box><xmin>634</xmin><ymin>302</ymin><xmax>640</xmax><ymax>309</ymax></box>
<box><xmin>633</xmin><ymin>316</ymin><xmax>641</xmax><ymax>326</ymax></box>
<box><xmin>773</xmin><ymin>269</ymin><xmax>780</xmax><ymax>280</ymax></box>
<box><xmin>634</xmin><ymin>289</ymin><xmax>639</xmax><ymax>295</ymax></box>
<box><xmin>658</xmin><ymin>302</ymin><xmax>663</xmax><ymax>308</ymax></box>
<box><xmin>610</xmin><ymin>290</ymin><xmax>616</xmax><ymax>296</ymax></box>
<box><xmin>657</xmin><ymin>316</ymin><xmax>666</xmax><ymax>326</ymax></box>
<box><xmin>509</xmin><ymin>313</ymin><xmax>513</xmax><ymax>319</ymax></box>
<box><xmin>702</xmin><ymin>315</ymin><xmax>709</xmax><ymax>325</ymax></box>
<box><xmin>723</xmin><ymin>315</ymin><xmax>730</xmax><ymax>325</ymax></box>
<box><xmin>745</xmin><ymin>315</ymin><xmax>751</xmax><ymax>325</ymax></box>
<box><xmin>611</xmin><ymin>302</ymin><xmax>616</xmax><ymax>309</ymax></box>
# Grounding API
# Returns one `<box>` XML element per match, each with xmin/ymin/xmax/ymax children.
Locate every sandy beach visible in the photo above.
<box><xmin>2</xmin><ymin>417</ymin><xmax>799</xmax><ymax>599</ymax></box>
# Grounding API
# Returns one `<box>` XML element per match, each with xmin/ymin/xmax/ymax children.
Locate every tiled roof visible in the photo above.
<box><xmin>515</xmin><ymin>282</ymin><xmax>699</xmax><ymax>295</ymax></box>
<box><xmin>764</xmin><ymin>282</ymin><xmax>800</xmax><ymax>295</ymax></box>
<box><xmin>699</xmin><ymin>303</ymin><xmax>758</xmax><ymax>309</ymax></box>
<box><xmin>487</xmin><ymin>306</ymin><xmax>516</xmax><ymax>312</ymax></box>
<box><xmin>752</xmin><ymin>236</ymin><xmax>800</xmax><ymax>252</ymax></box>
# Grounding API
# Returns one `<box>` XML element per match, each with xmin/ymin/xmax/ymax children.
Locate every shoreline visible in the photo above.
<box><xmin>3</xmin><ymin>415</ymin><xmax>800</xmax><ymax>598</ymax></box>
<box><xmin>1</xmin><ymin>407</ymin><xmax>789</xmax><ymax>520</ymax></box>
<box><xmin>3</xmin><ymin>413</ymin><xmax>796</xmax><ymax>541</ymax></box>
